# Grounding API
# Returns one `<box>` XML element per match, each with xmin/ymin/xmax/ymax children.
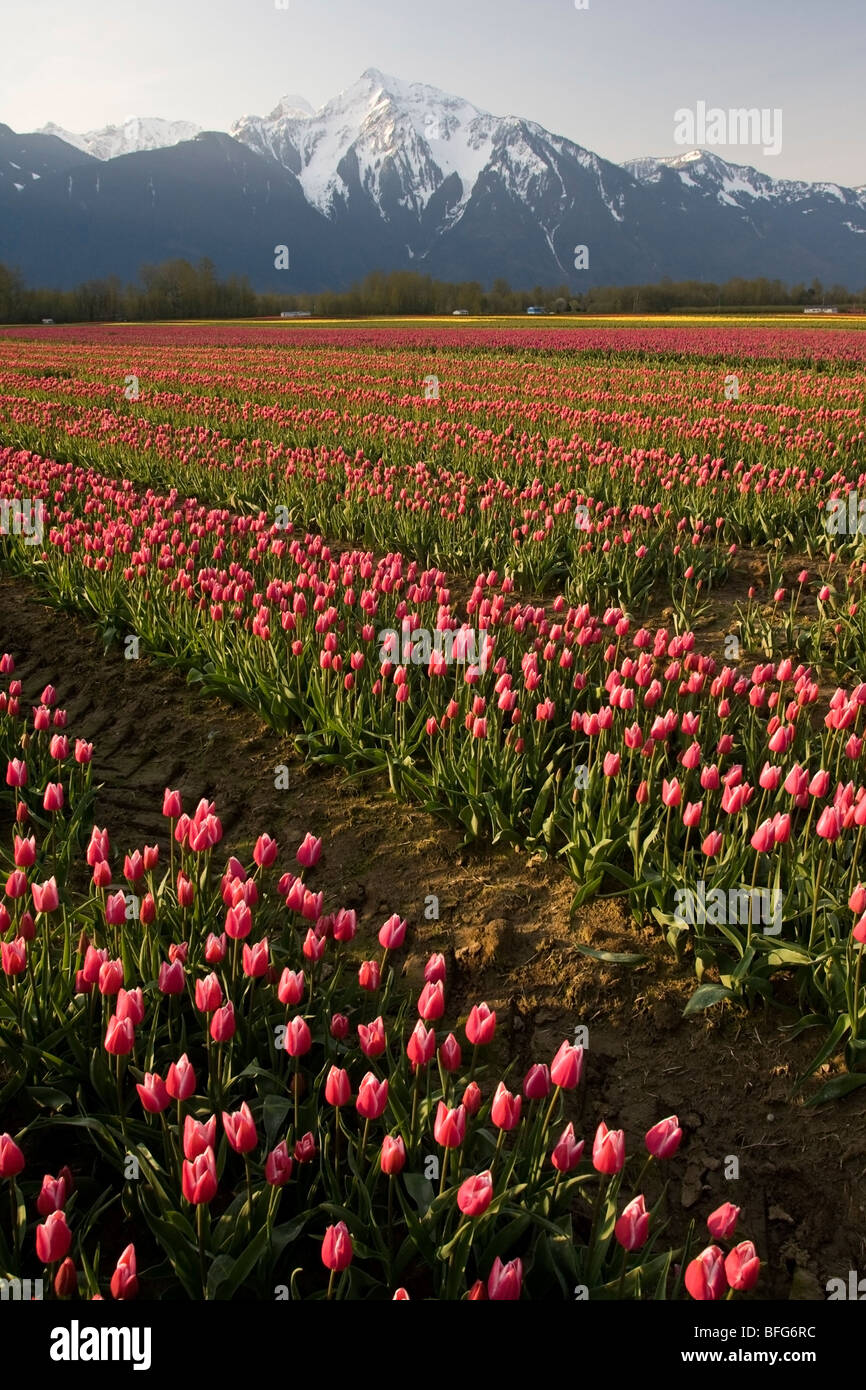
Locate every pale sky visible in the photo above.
<box><xmin>1</xmin><ymin>0</ymin><xmax>864</xmax><ymax>185</ymax></box>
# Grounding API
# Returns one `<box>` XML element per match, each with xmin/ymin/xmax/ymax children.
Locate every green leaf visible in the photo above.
<box><xmin>682</xmin><ymin>983</ymin><xmax>735</xmax><ymax>1017</ymax></box>
<box><xmin>804</xmin><ymin>1072</ymin><xmax>866</xmax><ymax>1107</ymax></box>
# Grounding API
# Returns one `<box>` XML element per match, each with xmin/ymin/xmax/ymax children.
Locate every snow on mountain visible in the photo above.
<box><xmin>36</xmin><ymin>116</ymin><xmax>201</xmax><ymax>160</ymax></box>
<box><xmin>625</xmin><ymin>149</ymin><xmax>864</xmax><ymax>214</ymax></box>
<box><xmin>231</xmin><ymin>68</ymin><xmax>506</xmax><ymax>222</ymax></box>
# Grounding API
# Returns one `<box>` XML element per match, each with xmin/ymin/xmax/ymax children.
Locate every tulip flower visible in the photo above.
<box><xmin>433</xmin><ymin>1100</ymin><xmax>467</xmax><ymax>1148</ymax></box>
<box><xmin>104</xmin><ymin>1014</ymin><xmax>135</xmax><ymax>1056</ymax></box>
<box><xmin>321</xmin><ymin>1221</ymin><xmax>353</xmax><ymax>1272</ymax></box>
<box><xmin>253</xmin><ymin>833</ymin><xmax>279</xmax><ymax>868</ymax></box>
<box><xmin>356</xmin><ymin>1073</ymin><xmax>389</xmax><ymax>1120</ymax></box>
<box><xmin>242</xmin><ymin>938</ymin><xmax>270</xmax><ymax>978</ymax></box>
<box><xmin>457</xmin><ymin>1170</ymin><xmax>494</xmax><ymax>1217</ymax></box>
<box><xmin>110</xmin><ymin>1245</ymin><xmax>138</xmax><ymax>1300</ymax></box>
<box><xmin>284</xmin><ymin>1016</ymin><xmax>312</xmax><ymax>1056</ymax></box>
<box><xmin>615</xmin><ymin>1195</ymin><xmax>650</xmax><ymax>1251</ymax></box>
<box><xmin>487</xmin><ymin>1256</ymin><xmax>523</xmax><ymax>1301</ymax></box>
<box><xmin>417</xmin><ymin>979</ymin><xmax>445</xmax><ymax>1020</ymax></box>
<box><xmin>378</xmin><ymin>913</ymin><xmax>407</xmax><ymax>949</ymax></box>
<box><xmin>490</xmin><ymin>1082</ymin><xmax>522</xmax><ymax>1131</ymax></box>
<box><xmin>0</xmin><ymin>1133</ymin><xmax>25</xmax><ymax>1178</ymax></box>
<box><xmin>210</xmin><ymin>1001</ymin><xmax>236</xmax><ymax>1042</ymax></box>
<box><xmin>31</xmin><ymin>877</ymin><xmax>59</xmax><ymax>913</ymax></box>
<box><xmin>182</xmin><ymin>1147</ymin><xmax>218</xmax><ymax>1204</ymax></box>
<box><xmin>265</xmin><ymin>1141</ymin><xmax>294</xmax><ymax>1187</ymax></box>
<box><xmin>425</xmin><ymin>952</ymin><xmax>447</xmax><ymax>983</ymax></box>
<box><xmin>550</xmin><ymin>1039</ymin><xmax>583</xmax><ymax>1089</ymax></box>
<box><xmin>358</xmin><ymin>959</ymin><xmax>380</xmax><ymax>991</ymax></box>
<box><xmin>205</xmin><ymin>932</ymin><xmax>227</xmax><ymax>963</ymax></box>
<box><xmin>551</xmin><ymin>1122</ymin><xmax>584</xmax><ymax>1173</ymax></box>
<box><xmin>393</xmin><ymin>1288</ymin><xmax>410</xmax><ymax>1300</ymax></box>
<box><xmin>645</xmin><ymin>1115</ymin><xmax>682</xmax><ymax>1159</ymax></box>
<box><xmin>158</xmin><ymin>959</ymin><xmax>185</xmax><ymax>995</ymax></box>
<box><xmin>278</xmin><ymin>968</ymin><xmax>305</xmax><ymax>1006</ymax></box>
<box><xmin>465</xmin><ymin>1002</ymin><xmax>496</xmax><ymax>1045</ymax></box>
<box><xmin>438</xmin><ymin>1032</ymin><xmax>462</xmax><ymax>1073</ymax></box>
<box><xmin>37</xmin><ymin>1172</ymin><xmax>69</xmax><ymax>1216</ymax></box>
<box><xmin>296</xmin><ymin>833</ymin><xmax>322</xmax><ymax>868</ymax></box>
<box><xmin>166</xmin><ymin>1054</ymin><xmax>196</xmax><ymax>1101</ymax></box>
<box><xmin>462</xmin><ymin>1081</ymin><xmax>482</xmax><ymax>1116</ymax></box>
<box><xmin>1</xmin><ymin>937</ymin><xmax>27</xmax><ymax>975</ymax></box>
<box><xmin>358</xmin><ymin>1017</ymin><xmax>386</xmax><ymax>1058</ymax></box>
<box><xmin>381</xmin><ymin>1134</ymin><xmax>407</xmax><ymax>1175</ymax></box>
<box><xmin>222</xmin><ymin>1101</ymin><xmax>257</xmax><ymax>1154</ymax></box>
<box><xmin>592</xmin><ymin>1121</ymin><xmax>625</xmax><ymax>1174</ymax></box>
<box><xmin>54</xmin><ymin>1257</ymin><xmax>78</xmax><ymax>1299</ymax></box>
<box><xmin>181</xmin><ymin>1114</ymin><xmax>217</xmax><ymax>1162</ymax></box>
<box><xmin>136</xmin><ymin>1073</ymin><xmax>170</xmax><ymax>1115</ymax></box>
<box><xmin>407</xmin><ymin>1020</ymin><xmax>436</xmax><ymax>1068</ymax></box>
<box><xmin>36</xmin><ymin>1210</ymin><xmax>72</xmax><ymax>1264</ymax></box>
<box><xmin>725</xmin><ymin>1241</ymin><xmax>760</xmax><ymax>1292</ymax></box>
<box><xmin>325</xmin><ymin>1067</ymin><xmax>352</xmax><ymax>1108</ymax></box>
<box><xmin>707</xmin><ymin>1201</ymin><xmax>740</xmax><ymax>1241</ymax></box>
<box><xmin>685</xmin><ymin>1245</ymin><xmax>728</xmax><ymax>1301</ymax></box>
<box><xmin>195</xmin><ymin>973</ymin><xmax>223</xmax><ymax>1013</ymax></box>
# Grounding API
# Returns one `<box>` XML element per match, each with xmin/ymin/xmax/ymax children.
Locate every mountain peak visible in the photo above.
<box><xmin>267</xmin><ymin>94</ymin><xmax>315</xmax><ymax>121</ymax></box>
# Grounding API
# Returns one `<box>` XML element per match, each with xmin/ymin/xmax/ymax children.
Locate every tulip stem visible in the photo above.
<box><xmin>409</xmin><ymin>1067</ymin><xmax>421</xmax><ymax>1154</ymax></box>
<box><xmin>617</xmin><ymin>1244</ymin><xmax>628</xmax><ymax>1299</ymax></box>
<box><xmin>9</xmin><ymin>1181</ymin><xmax>19</xmax><ymax>1266</ymax></box>
<box><xmin>326</xmin><ymin>1268</ymin><xmax>336</xmax><ymax>1301</ymax></box>
<box><xmin>197</xmin><ymin>1203</ymin><xmax>208</xmax><ymax>1299</ymax></box>
<box><xmin>439</xmin><ymin>1147</ymin><xmax>449</xmax><ymax>1196</ymax></box>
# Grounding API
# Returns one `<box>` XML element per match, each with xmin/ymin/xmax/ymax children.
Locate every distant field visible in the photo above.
<box><xmin>98</xmin><ymin>311</ymin><xmax>866</xmax><ymax>331</ymax></box>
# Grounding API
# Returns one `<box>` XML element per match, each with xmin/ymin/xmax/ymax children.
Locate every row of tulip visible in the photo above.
<box><xmin>0</xmin><ymin>655</ymin><xmax>761</xmax><ymax>1298</ymax></box>
<box><xmin>0</xmin><ymin>335</ymin><xmax>864</xmax><ymax>603</ymax></box>
<box><xmin>2</xmin><ymin>445</ymin><xmax>866</xmax><ymax>1077</ymax></box>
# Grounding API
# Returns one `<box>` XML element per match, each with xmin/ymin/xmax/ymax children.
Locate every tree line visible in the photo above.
<box><xmin>0</xmin><ymin>259</ymin><xmax>863</xmax><ymax>323</ymax></box>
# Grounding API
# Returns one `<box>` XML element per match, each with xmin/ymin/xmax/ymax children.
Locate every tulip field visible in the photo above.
<box><xmin>0</xmin><ymin>317</ymin><xmax>865</xmax><ymax>1302</ymax></box>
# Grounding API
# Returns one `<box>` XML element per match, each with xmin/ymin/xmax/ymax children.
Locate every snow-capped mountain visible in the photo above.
<box><xmin>36</xmin><ymin>116</ymin><xmax>201</xmax><ymax>161</ymax></box>
<box><xmin>3</xmin><ymin>72</ymin><xmax>864</xmax><ymax>291</ymax></box>
<box><xmin>625</xmin><ymin>148</ymin><xmax>866</xmax><ymax>214</ymax></box>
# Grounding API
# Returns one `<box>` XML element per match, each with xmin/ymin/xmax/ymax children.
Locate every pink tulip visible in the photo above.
<box><xmin>378</xmin><ymin>913</ymin><xmax>407</xmax><ymax>950</ymax></box>
<box><xmin>265</xmin><ymin>1141</ymin><xmax>293</xmax><ymax>1187</ymax></box>
<box><xmin>465</xmin><ymin>1002</ymin><xmax>496</xmax><ymax>1045</ymax></box>
<box><xmin>166</xmin><ymin>1054</ymin><xmax>196</xmax><ymax>1101</ymax></box>
<box><xmin>685</xmin><ymin>1245</ymin><xmax>728</xmax><ymax>1301</ymax></box>
<box><xmin>433</xmin><ymin>1100</ymin><xmax>466</xmax><ymax>1148</ymax></box>
<box><xmin>550</xmin><ymin>1039</ymin><xmax>583</xmax><ymax>1089</ymax></box>
<box><xmin>615</xmin><ymin>1194</ymin><xmax>650</xmax><ymax>1251</ymax></box>
<box><xmin>356</xmin><ymin>1073</ymin><xmax>388</xmax><ymax>1120</ymax></box>
<box><xmin>725</xmin><ymin>1241</ymin><xmax>760</xmax><ymax>1292</ymax></box>
<box><xmin>592</xmin><ymin>1121</ymin><xmax>625</xmax><ymax>1174</ymax></box>
<box><xmin>707</xmin><ymin>1201</ymin><xmax>740</xmax><ymax>1240</ymax></box>
<box><xmin>487</xmin><ymin>1256</ymin><xmax>522</xmax><ymax>1301</ymax></box>
<box><xmin>0</xmin><ymin>1133</ymin><xmax>25</xmax><ymax>1178</ymax></box>
<box><xmin>457</xmin><ymin>1170</ymin><xmax>494</xmax><ymax>1217</ymax></box>
<box><xmin>645</xmin><ymin>1115</ymin><xmax>682</xmax><ymax>1159</ymax></box>
<box><xmin>222</xmin><ymin>1101</ymin><xmax>257</xmax><ymax>1154</ymax></box>
<box><xmin>551</xmin><ymin>1122</ymin><xmax>584</xmax><ymax>1173</ymax></box>
<box><xmin>296</xmin><ymin>833</ymin><xmax>322</xmax><ymax>868</ymax></box>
